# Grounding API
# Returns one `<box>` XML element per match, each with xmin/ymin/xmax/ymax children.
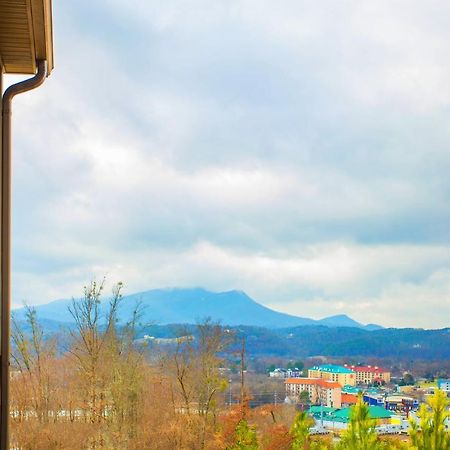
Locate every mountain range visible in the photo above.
<box><xmin>12</xmin><ymin>287</ymin><xmax>381</xmax><ymax>330</ymax></box>
<box><xmin>12</xmin><ymin>288</ymin><xmax>450</xmax><ymax>360</ymax></box>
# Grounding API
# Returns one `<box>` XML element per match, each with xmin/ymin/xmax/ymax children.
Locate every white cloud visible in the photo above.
<box><xmin>274</xmin><ymin>267</ymin><xmax>450</xmax><ymax>329</ymax></box>
<box><xmin>14</xmin><ymin>239</ymin><xmax>450</xmax><ymax>328</ymax></box>
<box><xmin>8</xmin><ymin>0</ymin><xmax>450</xmax><ymax>328</ymax></box>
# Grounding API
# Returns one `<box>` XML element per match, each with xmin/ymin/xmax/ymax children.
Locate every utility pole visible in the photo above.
<box><xmin>320</xmin><ymin>396</ymin><xmax>324</xmax><ymax>427</ymax></box>
<box><xmin>240</xmin><ymin>335</ymin><xmax>246</xmax><ymax>417</ymax></box>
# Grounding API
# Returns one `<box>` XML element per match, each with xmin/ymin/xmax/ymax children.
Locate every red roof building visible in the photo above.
<box><xmin>341</xmin><ymin>393</ymin><xmax>358</xmax><ymax>406</ymax></box>
<box><xmin>345</xmin><ymin>365</ymin><xmax>391</xmax><ymax>385</ymax></box>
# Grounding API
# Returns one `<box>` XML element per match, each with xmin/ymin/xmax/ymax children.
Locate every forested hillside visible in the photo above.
<box><xmin>136</xmin><ymin>324</ymin><xmax>450</xmax><ymax>360</ymax></box>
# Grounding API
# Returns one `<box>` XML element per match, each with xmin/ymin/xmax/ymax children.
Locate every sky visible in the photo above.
<box><xmin>5</xmin><ymin>0</ymin><xmax>450</xmax><ymax>328</ymax></box>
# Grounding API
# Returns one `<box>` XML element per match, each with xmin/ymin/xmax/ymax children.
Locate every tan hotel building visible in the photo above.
<box><xmin>308</xmin><ymin>364</ymin><xmax>356</xmax><ymax>387</ymax></box>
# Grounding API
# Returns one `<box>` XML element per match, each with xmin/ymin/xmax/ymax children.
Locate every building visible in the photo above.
<box><xmin>332</xmin><ymin>405</ymin><xmax>393</xmax><ymax>426</ymax></box>
<box><xmin>308</xmin><ymin>364</ymin><xmax>356</xmax><ymax>386</ymax></box>
<box><xmin>316</xmin><ymin>406</ymin><xmax>394</xmax><ymax>431</ymax></box>
<box><xmin>285</xmin><ymin>378</ymin><xmax>342</xmax><ymax>408</ymax></box>
<box><xmin>341</xmin><ymin>393</ymin><xmax>358</xmax><ymax>407</ymax></box>
<box><xmin>363</xmin><ymin>394</ymin><xmax>384</xmax><ymax>407</ymax></box>
<box><xmin>269</xmin><ymin>368</ymin><xmax>286</xmax><ymax>378</ymax></box>
<box><xmin>385</xmin><ymin>395</ymin><xmax>419</xmax><ymax>414</ymax></box>
<box><xmin>438</xmin><ymin>379</ymin><xmax>450</xmax><ymax>393</ymax></box>
<box><xmin>269</xmin><ymin>368</ymin><xmax>302</xmax><ymax>378</ymax></box>
<box><xmin>341</xmin><ymin>385</ymin><xmax>362</xmax><ymax>394</ymax></box>
<box><xmin>345</xmin><ymin>365</ymin><xmax>391</xmax><ymax>385</ymax></box>
<box><xmin>342</xmin><ymin>385</ymin><xmax>380</xmax><ymax>396</ymax></box>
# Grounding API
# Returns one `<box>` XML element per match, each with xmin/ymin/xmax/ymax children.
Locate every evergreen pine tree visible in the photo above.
<box><xmin>228</xmin><ymin>420</ymin><xmax>259</xmax><ymax>450</ymax></box>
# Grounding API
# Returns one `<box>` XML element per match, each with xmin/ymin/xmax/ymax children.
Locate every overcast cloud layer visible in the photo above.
<box><xmin>6</xmin><ymin>0</ymin><xmax>450</xmax><ymax>328</ymax></box>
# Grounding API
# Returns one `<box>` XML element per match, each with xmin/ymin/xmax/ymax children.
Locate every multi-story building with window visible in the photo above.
<box><xmin>308</xmin><ymin>364</ymin><xmax>356</xmax><ymax>386</ymax></box>
<box><xmin>345</xmin><ymin>365</ymin><xmax>391</xmax><ymax>385</ymax></box>
<box><xmin>285</xmin><ymin>378</ymin><xmax>342</xmax><ymax>408</ymax></box>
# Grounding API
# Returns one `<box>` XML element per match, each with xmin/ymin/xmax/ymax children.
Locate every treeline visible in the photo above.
<box><xmin>10</xmin><ymin>282</ymin><xmax>450</xmax><ymax>449</ymax></box>
<box><xmin>122</xmin><ymin>323</ymin><xmax>450</xmax><ymax>361</ymax></box>
<box><xmin>220</xmin><ymin>325</ymin><xmax>450</xmax><ymax>360</ymax></box>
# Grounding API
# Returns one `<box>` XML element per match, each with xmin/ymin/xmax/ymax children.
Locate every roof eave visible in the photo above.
<box><xmin>0</xmin><ymin>0</ymin><xmax>53</xmax><ymax>75</ymax></box>
<box><xmin>30</xmin><ymin>0</ymin><xmax>53</xmax><ymax>75</ymax></box>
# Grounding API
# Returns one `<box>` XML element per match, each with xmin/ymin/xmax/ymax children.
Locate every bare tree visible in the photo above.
<box><xmin>12</xmin><ymin>306</ymin><xmax>56</xmax><ymax>424</ymax></box>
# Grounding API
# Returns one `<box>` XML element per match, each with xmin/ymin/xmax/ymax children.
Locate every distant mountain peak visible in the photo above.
<box><xmin>326</xmin><ymin>314</ymin><xmax>350</xmax><ymax>319</ymax></box>
<box><xmin>318</xmin><ymin>314</ymin><xmax>364</xmax><ymax>328</ymax></box>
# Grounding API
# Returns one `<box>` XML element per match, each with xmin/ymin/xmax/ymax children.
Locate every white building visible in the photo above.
<box><xmin>269</xmin><ymin>368</ymin><xmax>302</xmax><ymax>378</ymax></box>
<box><xmin>438</xmin><ymin>379</ymin><xmax>450</xmax><ymax>393</ymax></box>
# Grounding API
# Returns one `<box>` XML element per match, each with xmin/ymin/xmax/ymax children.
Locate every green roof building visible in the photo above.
<box><xmin>308</xmin><ymin>364</ymin><xmax>357</xmax><ymax>386</ymax></box>
<box><xmin>308</xmin><ymin>406</ymin><xmax>338</xmax><ymax>417</ymax></box>
<box><xmin>312</xmin><ymin>364</ymin><xmax>354</xmax><ymax>374</ymax></box>
<box><xmin>332</xmin><ymin>406</ymin><xmax>392</xmax><ymax>423</ymax></box>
